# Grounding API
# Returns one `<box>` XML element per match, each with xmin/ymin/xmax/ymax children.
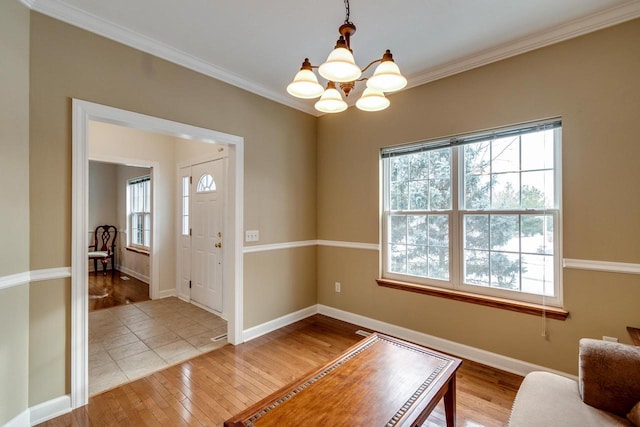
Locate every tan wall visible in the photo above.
<box><xmin>244</xmin><ymin>246</ymin><xmax>318</xmax><ymax>328</ymax></box>
<box><xmin>317</xmin><ymin>19</ymin><xmax>640</xmax><ymax>375</ymax></box>
<box><xmin>29</xmin><ymin>11</ymin><xmax>317</xmax><ymax>404</ymax></box>
<box><xmin>1</xmin><ymin>0</ymin><xmax>30</xmax><ymax>277</ymax></box>
<box><xmin>29</xmin><ymin>278</ymin><xmax>70</xmax><ymax>406</ymax></box>
<box><xmin>88</xmin><ymin>161</ymin><xmax>118</xmax><ymax>231</ymax></box>
<box><xmin>0</xmin><ymin>0</ymin><xmax>30</xmax><ymax>424</ymax></box>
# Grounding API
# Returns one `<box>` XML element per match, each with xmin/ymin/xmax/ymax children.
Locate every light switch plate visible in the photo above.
<box><xmin>245</xmin><ymin>230</ymin><xmax>259</xmax><ymax>242</ymax></box>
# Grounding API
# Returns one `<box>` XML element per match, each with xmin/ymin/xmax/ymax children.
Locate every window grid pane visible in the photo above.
<box><xmin>182</xmin><ymin>176</ymin><xmax>190</xmax><ymax>236</ymax></box>
<box><xmin>388</xmin><ymin>214</ymin><xmax>450</xmax><ymax>281</ymax></box>
<box><xmin>384</xmin><ymin>123</ymin><xmax>559</xmax><ymax>303</ymax></box>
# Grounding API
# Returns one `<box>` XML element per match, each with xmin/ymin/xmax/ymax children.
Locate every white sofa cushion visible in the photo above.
<box><xmin>509</xmin><ymin>371</ymin><xmax>631</xmax><ymax>426</ymax></box>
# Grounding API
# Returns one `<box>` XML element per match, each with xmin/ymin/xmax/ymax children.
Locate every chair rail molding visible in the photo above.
<box><xmin>242</xmin><ymin>239</ymin><xmax>380</xmax><ymax>254</ymax></box>
<box><xmin>563</xmin><ymin>258</ymin><xmax>640</xmax><ymax>275</ymax></box>
<box><xmin>0</xmin><ymin>267</ymin><xmax>72</xmax><ymax>291</ymax></box>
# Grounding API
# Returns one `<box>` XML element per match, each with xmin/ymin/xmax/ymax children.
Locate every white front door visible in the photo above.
<box><xmin>190</xmin><ymin>159</ymin><xmax>225</xmax><ymax>313</ymax></box>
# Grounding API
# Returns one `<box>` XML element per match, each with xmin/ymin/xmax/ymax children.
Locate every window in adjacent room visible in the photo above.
<box><xmin>182</xmin><ymin>175</ymin><xmax>190</xmax><ymax>236</ymax></box>
<box><xmin>127</xmin><ymin>175</ymin><xmax>151</xmax><ymax>250</ymax></box>
<box><xmin>381</xmin><ymin>119</ymin><xmax>562</xmax><ymax>306</ymax></box>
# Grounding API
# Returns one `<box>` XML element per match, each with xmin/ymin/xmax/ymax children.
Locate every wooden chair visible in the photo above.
<box><xmin>89</xmin><ymin>225</ymin><xmax>118</xmax><ymax>276</ymax></box>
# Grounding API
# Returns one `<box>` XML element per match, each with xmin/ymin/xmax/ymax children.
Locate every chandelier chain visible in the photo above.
<box><xmin>344</xmin><ymin>0</ymin><xmax>352</xmax><ymax>24</ymax></box>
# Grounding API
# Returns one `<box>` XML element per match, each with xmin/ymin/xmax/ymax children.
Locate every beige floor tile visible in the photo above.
<box><xmin>89</xmin><ymin>349</ymin><xmax>114</xmax><ymax>370</ymax></box>
<box><xmin>191</xmin><ymin>311</ymin><xmax>225</xmax><ymax>325</ymax></box>
<box><xmin>88</xmin><ymin>297</ymin><xmax>228</xmax><ymax>394</ymax></box>
<box><xmin>185</xmin><ymin>330</ymin><xmax>218</xmax><ymax>349</ymax></box>
<box><xmin>151</xmin><ymin>312</ymin><xmax>188</xmax><ymax>325</ymax></box>
<box><xmin>89</xmin><ymin>360</ymin><xmax>129</xmax><ymax>396</ymax></box>
<box><xmin>142</xmin><ymin>331</ymin><xmax>181</xmax><ymax>349</ymax></box>
<box><xmin>126</xmin><ymin>318</ymin><xmax>159</xmax><ymax>332</ymax></box>
<box><xmin>119</xmin><ymin>312</ymin><xmax>151</xmax><ymax>326</ymax></box>
<box><xmin>107</xmin><ymin>340</ymin><xmax>149</xmax><ymax>361</ymax></box>
<box><xmin>101</xmin><ymin>331</ymin><xmax>141</xmax><ymax>350</ymax></box>
<box><xmin>89</xmin><ymin>309</ymin><xmax>117</xmax><ymax>322</ymax></box>
<box><xmin>196</xmin><ymin>339</ymin><xmax>228</xmax><ymax>354</ymax></box>
<box><xmin>116</xmin><ymin>350</ymin><xmax>167</xmax><ymax>381</ymax></box>
<box><xmin>173</xmin><ymin>323</ymin><xmax>211</xmax><ymax>339</ymax></box>
<box><xmin>89</xmin><ymin>317</ymin><xmax>123</xmax><ymax>333</ymax></box>
<box><xmin>89</xmin><ymin>341</ymin><xmax>105</xmax><ymax>356</ymax></box>
<box><xmin>110</xmin><ymin>304</ymin><xmax>144</xmax><ymax>319</ymax></box>
<box><xmin>154</xmin><ymin>339</ymin><xmax>200</xmax><ymax>364</ymax></box>
<box><xmin>93</xmin><ymin>324</ymin><xmax>131</xmax><ymax>340</ymax></box>
<box><xmin>133</xmin><ymin>324</ymin><xmax>171</xmax><ymax>340</ymax></box>
<box><xmin>162</xmin><ymin>316</ymin><xmax>198</xmax><ymax>331</ymax></box>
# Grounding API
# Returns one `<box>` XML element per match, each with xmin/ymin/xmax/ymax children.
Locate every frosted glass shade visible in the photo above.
<box><xmin>356</xmin><ymin>88</ymin><xmax>390</xmax><ymax>112</ymax></box>
<box><xmin>367</xmin><ymin>61</ymin><xmax>407</xmax><ymax>92</ymax></box>
<box><xmin>318</xmin><ymin>47</ymin><xmax>362</xmax><ymax>82</ymax></box>
<box><xmin>287</xmin><ymin>69</ymin><xmax>324</xmax><ymax>99</ymax></box>
<box><xmin>315</xmin><ymin>87</ymin><xmax>348</xmax><ymax>113</ymax></box>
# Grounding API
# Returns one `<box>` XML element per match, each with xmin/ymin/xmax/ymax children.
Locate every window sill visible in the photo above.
<box><xmin>376</xmin><ymin>278</ymin><xmax>569</xmax><ymax>321</ymax></box>
<box><xmin>126</xmin><ymin>246</ymin><xmax>150</xmax><ymax>256</ymax></box>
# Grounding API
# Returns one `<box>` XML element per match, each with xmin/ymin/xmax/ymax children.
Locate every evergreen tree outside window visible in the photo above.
<box><xmin>382</xmin><ymin>119</ymin><xmax>562</xmax><ymax>306</ymax></box>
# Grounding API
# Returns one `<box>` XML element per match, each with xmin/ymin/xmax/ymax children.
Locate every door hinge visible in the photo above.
<box><xmin>189</xmin><ymin>280</ymin><xmax>192</xmax><ymax>289</ymax></box>
<box><xmin>189</xmin><ymin>228</ymin><xmax>192</xmax><ymax>236</ymax></box>
<box><xmin>190</xmin><ymin>176</ymin><xmax>192</xmax><ymax>184</ymax></box>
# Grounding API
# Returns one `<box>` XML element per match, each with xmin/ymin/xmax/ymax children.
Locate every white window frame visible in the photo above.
<box><xmin>381</xmin><ymin>119</ymin><xmax>563</xmax><ymax>307</ymax></box>
<box><xmin>127</xmin><ymin>175</ymin><xmax>151</xmax><ymax>251</ymax></box>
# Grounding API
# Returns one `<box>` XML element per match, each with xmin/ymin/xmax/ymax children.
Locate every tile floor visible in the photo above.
<box><xmin>89</xmin><ymin>297</ymin><xmax>227</xmax><ymax>396</ymax></box>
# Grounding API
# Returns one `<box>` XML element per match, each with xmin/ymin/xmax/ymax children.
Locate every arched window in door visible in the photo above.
<box><xmin>196</xmin><ymin>173</ymin><xmax>216</xmax><ymax>193</ymax></box>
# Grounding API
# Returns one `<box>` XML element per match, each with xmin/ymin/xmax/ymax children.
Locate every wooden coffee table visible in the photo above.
<box><xmin>225</xmin><ymin>333</ymin><xmax>462</xmax><ymax>426</ymax></box>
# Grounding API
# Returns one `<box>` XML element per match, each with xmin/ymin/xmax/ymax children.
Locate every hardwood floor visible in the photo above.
<box><xmin>89</xmin><ymin>270</ymin><xmax>150</xmax><ymax>312</ymax></box>
<box><xmin>39</xmin><ymin>315</ymin><xmax>522</xmax><ymax>426</ymax></box>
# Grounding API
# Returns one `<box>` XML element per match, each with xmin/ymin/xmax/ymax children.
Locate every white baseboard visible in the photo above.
<box><xmin>4</xmin><ymin>409</ymin><xmax>29</xmax><ymax>427</ymax></box>
<box><xmin>157</xmin><ymin>288</ymin><xmax>176</xmax><ymax>299</ymax></box>
<box><xmin>116</xmin><ymin>265</ymin><xmax>150</xmax><ymax>284</ymax></box>
<box><xmin>242</xmin><ymin>305</ymin><xmax>318</xmax><ymax>342</ymax></box>
<box><xmin>317</xmin><ymin>304</ymin><xmax>577</xmax><ymax>381</ymax></box>
<box><xmin>29</xmin><ymin>394</ymin><xmax>71</xmax><ymax>426</ymax></box>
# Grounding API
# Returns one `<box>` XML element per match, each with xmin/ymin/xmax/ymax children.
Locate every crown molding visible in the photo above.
<box><xmin>28</xmin><ymin>1</ymin><xmax>640</xmax><ymax>116</ymax></box>
<box><xmin>28</xmin><ymin>0</ymin><xmax>318</xmax><ymax>116</ymax></box>
<box><xmin>406</xmin><ymin>0</ymin><xmax>640</xmax><ymax>90</ymax></box>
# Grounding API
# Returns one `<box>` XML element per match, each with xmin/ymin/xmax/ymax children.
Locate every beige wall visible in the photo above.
<box><xmin>0</xmin><ymin>0</ymin><xmax>30</xmax><ymax>424</ymax></box>
<box><xmin>29</xmin><ymin>11</ymin><xmax>317</xmax><ymax>405</ymax></box>
<box><xmin>1</xmin><ymin>0</ymin><xmax>30</xmax><ymax>277</ymax></box>
<box><xmin>317</xmin><ymin>19</ymin><xmax>640</xmax><ymax>374</ymax></box>
<box><xmin>88</xmin><ymin>161</ymin><xmax>118</xmax><ymax>231</ymax></box>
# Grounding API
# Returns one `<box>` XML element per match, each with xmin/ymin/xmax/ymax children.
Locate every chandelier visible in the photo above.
<box><xmin>287</xmin><ymin>0</ymin><xmax>407</xmax><ymax>113</ymax></box>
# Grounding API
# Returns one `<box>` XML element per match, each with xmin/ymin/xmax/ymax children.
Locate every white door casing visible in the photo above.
<box><xmin>191</xmin><ymin>159</ymin><xmax>225</xmax><ymax>313</ymax></box>
<box><xmin>72</xmin><ymin>99</ymin><xmax>244</xmax><ymax>409</ymax></box>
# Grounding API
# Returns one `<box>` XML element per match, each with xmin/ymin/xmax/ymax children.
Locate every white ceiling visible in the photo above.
<box><xmin>24</xmin><ymin>0</ymin><xmax>640</xmax><ymax>116</ymax></box>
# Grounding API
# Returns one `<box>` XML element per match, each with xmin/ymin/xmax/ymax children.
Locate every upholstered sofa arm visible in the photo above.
<box><xmin>579</xmin><ymin>338</ymin><xmax>640</xmax><ymax>416</ymax></box>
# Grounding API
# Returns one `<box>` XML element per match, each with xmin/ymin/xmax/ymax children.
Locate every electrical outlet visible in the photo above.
<box><xmin>245</xmin><ymin>230</ymin><xmax>259</xmax><ymax>242</ymax></box>
<box><xmin>335</xmin><ymin>282</ymin><xmax>341</xmax><ymax>293</ymax></box>
<box><xmin>602</xmin><ymin>336</ymin><xmax>618</xmax><ymax>343</ymax></box>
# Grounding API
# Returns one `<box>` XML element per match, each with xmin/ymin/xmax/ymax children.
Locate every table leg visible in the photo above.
<box><xmin>444</xmin><ymin>375</ymin><xmax>457</xmax><ymax>427</ymax></box>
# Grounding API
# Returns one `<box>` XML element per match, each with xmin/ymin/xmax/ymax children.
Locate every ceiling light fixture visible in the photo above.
<box><xmin>287</xmin><ymin>0</ymin><xmax>407</xmax><ymax>113</ymax></box>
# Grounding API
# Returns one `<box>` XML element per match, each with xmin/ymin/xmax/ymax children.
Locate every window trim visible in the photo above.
<box><xmin>126</xmin><ymin>175</ymin><xmax>151</xmax><ymax>251</ymax></box>
<box><xmin>381</xmin><ymin>119</ymin><xmax>563</xmax><ymax>308</ymax></box>
<box><xmin>376</xmin><ymin>278</ymin><xmax>569</xmax><ymax>320</ymax></box>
